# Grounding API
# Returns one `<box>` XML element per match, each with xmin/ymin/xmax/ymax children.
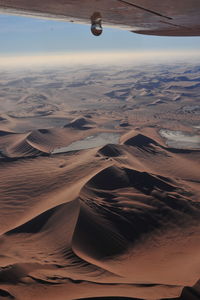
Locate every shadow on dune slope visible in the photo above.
<box><xmin>0</xmin><ymin>131</ymin><xmax>199</xmax><ymax>300</ymax></box>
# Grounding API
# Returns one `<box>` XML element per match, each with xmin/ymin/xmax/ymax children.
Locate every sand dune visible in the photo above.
<box><xmin>0</xmin><ymin>64</ymin><xmax>200</xmax><ymax>300</ymax></box>
<box><xmin>64</xmin><ymin>117</ymin><xmax>96</xmax><ymax>130</ymax></box>
<box><xmin>0</xmin><ymin>130</ymin><xmax>199</xmax><ymax>300</ymax></box>
<box><xmin>0</xmin><ymin>121</ymin><xmax>100</xmax><ymax>158</ymax></box>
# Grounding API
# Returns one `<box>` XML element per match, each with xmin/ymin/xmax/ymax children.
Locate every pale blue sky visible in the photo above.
<box><xmin>0</xmin><ymin>14</ymin><xmax>200</xmax><ymax>55</ymax></box>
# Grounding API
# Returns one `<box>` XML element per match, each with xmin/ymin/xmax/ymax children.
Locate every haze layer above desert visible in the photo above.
<box><xmin>0</xmin><ymin>62</ymin><xmax>200</xmax><ymax>300</ymax></box>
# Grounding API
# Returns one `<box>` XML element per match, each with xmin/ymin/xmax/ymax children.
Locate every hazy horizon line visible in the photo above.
<box><xmin>0</xmin><ymin>50</ymin><xmax>200</xmax><ymax>69</ymax></box>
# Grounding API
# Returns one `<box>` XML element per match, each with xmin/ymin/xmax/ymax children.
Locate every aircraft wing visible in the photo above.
<box><xmin>0</xmin><ymin>0</ymin><xmax>200</xmax><ymax>36</ymax></box>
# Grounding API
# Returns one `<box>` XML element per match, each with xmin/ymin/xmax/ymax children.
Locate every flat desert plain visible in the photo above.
<box><xmin>0</xmin><ymin>63</ymin><xmax>200</xmax><ymax>300</ymax></box>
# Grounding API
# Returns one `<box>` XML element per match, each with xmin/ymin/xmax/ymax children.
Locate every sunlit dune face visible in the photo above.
<box><xmin>0</xmin><ymin>57</ymin><xmax>200</xmax><ymax>300</ymax></box>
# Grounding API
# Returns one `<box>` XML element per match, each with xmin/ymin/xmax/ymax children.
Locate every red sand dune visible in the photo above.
<box><xmin>0</xmin><ymin>118</ymin><xmax>99</xmax><ymax>158</ymax></box>
<box><xmin>0</xmin><ymin>131</ymin><xmax>199</xmax><ymax>300</ymax></box>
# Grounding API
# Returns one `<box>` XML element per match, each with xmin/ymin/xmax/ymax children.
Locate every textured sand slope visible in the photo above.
<box><xmin>0</xmin><ymin>133</ymin><xmax>199</xmax><ymax>300</ymax></box>
<box><xmin>0</xmin><ymin>118</ymin><xmax>99</xmax><ymax>158</ymax></box>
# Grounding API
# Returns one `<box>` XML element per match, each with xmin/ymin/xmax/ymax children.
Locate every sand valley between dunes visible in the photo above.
<box><xmin>0</xmin><ymin>63</ymin><xmax>200</xmax><ymax>300</ymax></box>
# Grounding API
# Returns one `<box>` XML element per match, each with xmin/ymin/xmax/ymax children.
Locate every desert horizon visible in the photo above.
<box><xmin>0</xmin><ymin>60</ymin><xmax>200</xmax><ymax>300</ymax></box>
<box><xmin>0</xmin><ymin>50</ymin><xmax>200</xmax><ymax>69</ymax></box>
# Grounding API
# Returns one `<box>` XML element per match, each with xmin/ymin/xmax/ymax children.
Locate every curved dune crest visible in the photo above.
<box><xmin>0</xmin><ymin>130</ymin><xmax>199</xmax><ymax>300</ymax></box>
<box><xmin>0</xmin><ymin>127</ymin><xmax>95</xmax><ymax>158</ymax></box>
<box><xmin>123</xmin><ymin>133</ymin><xmax>158</xmax><ymax>147</ymax></box>
<box><xmin>64</xmin><ymin>117</ymin><xmax>96</xmax><ymax>130</ymax></box>
<box><xmin>97</xmin><ymin>144</ymin><xmax>124</xmax><ymax>157</ymax></box>
<box><xmin>87</xmin><ymin>166</ymin><xmax>130</xmax><ymax>190</ymax></box>
<box><xmin>0</xmin><ymin>130</ymin><xmax>15</xmax><ymax>136</ymax></box>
